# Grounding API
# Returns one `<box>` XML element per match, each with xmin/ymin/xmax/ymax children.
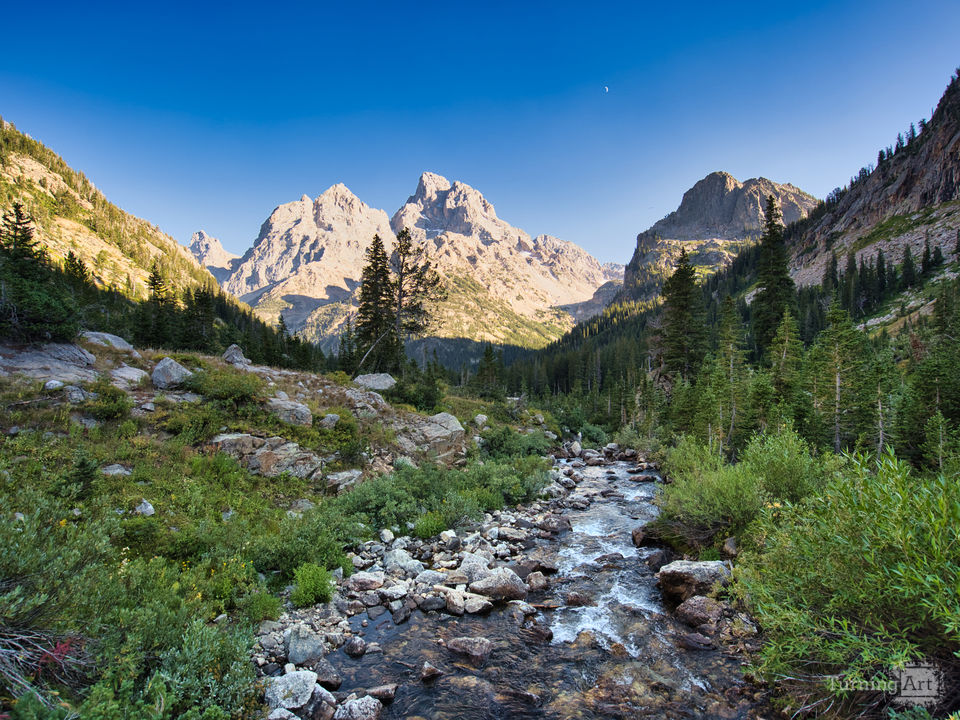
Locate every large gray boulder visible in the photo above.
<box><xmin>468</xmin><ymin>567</ymin><xmax>528</xmax><ymax>601</ymax></box>
<box><xmin>110</xmin><ymin>364</ymin><xmax>148</xmax><ymax>388</ymax></box>
<box><xmin>0</xmin><ymin>343</ymin><xmax>97</xmax><ymax>384</ymax></box>
<box><xmin>326</xmin><ymin>469</ymin><xmax>362</xmax><ymax>492</ymax></box>
<box><xmin>264</xmin><ymin>670</ymin><xmax>318</xmax><ymax>712</ymax></box>
<box><xmin>383</xmin><ymin>548</ymin><xmax>425</xmax><ymax>576</ymax></box>
<box><xmin>80</xmin><ymin>331</ymin><xmax>136</xmax><ymax>353</ymax></box>
<box><xmin>267</xmin><ymin>398</ymin><xmax>313</xmax><ymax>426</ymax></box>
<box><xmin>285</xmin><ymin>624</ymin><xmax>326</xmax><ymax>666</ymax></box>
<box><xmin>221</xmin><ymin>344</ymin><xmax>250</xmax><ymax>365</ymax></box>
<box><xmin>151</xmin><ymin>357</ymin><xmax>193</xmax><ymax>390</ymax></box>
<box><xmin>657</xmin><ymin>560</ymin><xmax>731</xmax><ymax>603</ymax></box>
<box><xmin>333</xmin><ymin>695</ymin><xmax>383</xmax><ymax>720</ymax></box>
<box><xmin>458</xmin><ymin>552</ymin><xmax>492</xmax><ymax>583</ymax></box>
<box><xmin>353</xmin><ymin>373</ymin><xmax>397</xmax><ymax>391</ymax></box>
<box><xmin>446</xmin><ymin>636</ymin><xmax>493</xmax><ymax>663</ymax></box>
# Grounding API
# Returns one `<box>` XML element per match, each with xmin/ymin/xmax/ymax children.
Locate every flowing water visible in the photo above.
<box><xmin>332</xmin><ymin>461</ymin><xmax>755</xmax><ymax>719</ymax></box>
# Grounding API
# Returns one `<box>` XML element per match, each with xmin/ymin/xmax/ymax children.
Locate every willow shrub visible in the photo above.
<box><xmin>736</xmin><ymin>452</ymin><xmax>960</xmax><ymax>704</ymax></box>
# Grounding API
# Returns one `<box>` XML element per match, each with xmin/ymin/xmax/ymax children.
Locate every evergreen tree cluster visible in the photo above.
<box><xmin>0</xmin><ymin>203</ymin><xmax>328</xmax><ymax>370</ymax></box>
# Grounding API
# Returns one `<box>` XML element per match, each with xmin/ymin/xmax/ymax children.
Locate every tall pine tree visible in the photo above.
<box><xmin>661</xmin><ymin>248</ymin><xmax>706</xmax><ymax>378</ymax></box>
<box><xmin>356</xmin><ymin>234</ymin><xmax>400</xmax><ymax>372</ymax></box>
<box><xmin>753</xmin><ymin>195</ymin><xmax>796</xmax><ymax>356</ymax></box>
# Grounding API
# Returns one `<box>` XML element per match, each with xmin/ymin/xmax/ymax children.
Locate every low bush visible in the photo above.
<box><xmin>481</xmin><ymin>426</ymin><xmax>550</xmax><ymax>459</ymax></box>
<box><xmin>184</xmin><ymin>369</ymin><xmax>263</xmax><ymax>408</ymax></box>
<box><xmin>413</xmin><ymin>510</ymin><xmax>446</xmax><ymax>539</ymax></box>
<box><xmin>83</xmin><ymin>378</ymin><xmax>132</xmax><ymax>420</ymax></box>
<box><xmin>238</xmin><ymin>590</ymin><xmax>281</xmax><ymax>624</ymax></box>
<box><xmin>290</xmin><ymin>563</ymin><xmax>333</xmax><ymax>607</ymax></box>
<box><xmin>736</xmin><ymin>452</ymin><xmax>960</xmax><ymax>715</ymax></box>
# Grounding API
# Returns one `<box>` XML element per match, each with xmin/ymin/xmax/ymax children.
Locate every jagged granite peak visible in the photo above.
<box><xmin>622</xmin><ymin>171</ymin><xmax>818</xmax><ymax>300</ymax></box>
<box><xmin>389</xmin><ymin>173</ymin><xmax>623</xmax><ymax>344</ymax></box>
<box><xmin>187</xmin><ymin>230</ymin><xmax>240</xmax><ymax>283</ymax></box>
<box><xmin>223</xmin><ymin>184</ymin><xmax>395</xmax><ymax>301</ymax></box>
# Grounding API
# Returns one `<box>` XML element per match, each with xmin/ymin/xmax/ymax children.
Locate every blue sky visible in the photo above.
<box><xmin>1</xmin><ymin>1</ymin><xmax>958</xmax><ymax>263</ymax></box>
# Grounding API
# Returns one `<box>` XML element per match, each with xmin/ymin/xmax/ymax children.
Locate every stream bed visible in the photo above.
<box><xmin>320</xmin><ymin>461</ymin><xmax>762</xmax><ymax>719</ymax></box>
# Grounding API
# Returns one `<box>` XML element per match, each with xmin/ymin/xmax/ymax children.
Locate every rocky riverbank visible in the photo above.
<box><xmin>257</xmin><ymin>448</ymin><xmax>771</xmax><ymax>720</ymax></box>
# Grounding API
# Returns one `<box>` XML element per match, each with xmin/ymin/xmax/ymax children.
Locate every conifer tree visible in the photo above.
<box><xmin>716</xmin><ymin>295</ymin><xmax>748</xmax><ymax>444</ymax></box>
<box><xmin>356</xmin><ymin>234</ymin><xmax>399</xmax><ymax>372</ymax></box>
<box><xmin>769</xmin><ymin>309</ymin><xmax>803</xmax><ymax>411</ymax></box>
<box><xmin>661</xmin><ymin>248</ymin><xmax>705</xmax><ymax>378</ymax></box>
<box><xmin>902</xmin><ymin>246</ymin><xmax>917</xmax><ymax>288</ymax></box>
<box><xmin>390</xmin><ymin>228</ymin><xmax>445</xmax><ymax>357</ymax></box>
<box><xmin>753</xmin><ymin>195</ymin><xmax>796</xmax><ymax>355</ymax></box>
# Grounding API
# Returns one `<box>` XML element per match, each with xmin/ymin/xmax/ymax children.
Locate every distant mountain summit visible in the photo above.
<box><xmin>188</xmin><ymin>231</ymin><xmax>239</xmax><ymax>283</ymax></box>
<box><xmin>623</xmin><ymin>171</ymin><xmax>818</xmax><ymax>299</ymax></box>
<box><xmin>198</xmin><ymin>173</ymin><xmax>622</xmax><ymax>352</ymax></box>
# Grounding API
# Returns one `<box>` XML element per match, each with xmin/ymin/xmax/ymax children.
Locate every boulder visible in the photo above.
<box><xmin>569</xmin><ymin>441</ymin><xmax>582</xmax><ymax>457</ymax></box>
<box><xmin>0</xmin><ymin>343</ymin><xmax>97</xmax><ymax>383</ymax></box>
<box><xmin>365</xmin><ymin>684</ymin><xmax>398</xmax><ymax>703</ymax></box>
<box><xmin>468</xmin><ymin>567</ymin><xmax>528</xmax><ymax>601</ymax></box>
<box><xmin>353</xmin><ymin>373</ymin><xmax>397</xmax><ymax>391</ymax></box>
<box><xmin>657</xmin><ymin>560</ymin><xmax>731</xmax><ymax>603</ymax></box>
<box><xmin>343</xmin><ymin>636</ymin><xmax>366</xmax><ymax>657</ymax></box>
<box><xmin>101</xmin><ymin>464</ymin><xmax>132</xmax><ymax>477</ymax></box>
<box><xmin>80</xmin><ymin>331</ymin><xmax>137</xmax><ymax>353</ymax></box>
<box><xmin>110</xmin><ymin>364</ymin><xmax>148</xmax><ymax>388</ymax></box>
<box><xmin>151</xmin><ymin>357</ymin><xmax>193</xmax><ymax>390</ymax></box>
<box><xmin>333</xmin><ymin>695</ymin><xmax>383</xmax><ymax>720</ymax></box>
<box><xmin>264</xmin><ymin>670</ymin><xmax>318</xmax><ymax>712</ymax></box>
<box><xmin>310</xmin><ymin>656</ymin><xmax>343</xmax><ymax>690</ymax></box>
<box><xmin>285</xmin><ymin>624</ymin><xmax>326</xmax><ymax>666</ymax></box>
<box><xmin>326</xmin><ymin>469</ymin><xmax>362</xmax><ymax>492</ymax></box>
<box><xmin>675</xmin><ymin>595</ymin><xmax>725</xmax><ymax>628</ymax></box>
<box><xmin>473</xmin><ymin>414</ymin><xmax>488</xmax><ymax>428</ymax></box>
<box><xmin>319</xmin><ymin>413</ymin><xmax>340</xmax><ymax>429</ymax></box>
<box><xmin>134</xmin><ymin>499</ymin><xmax>155</xmax><ymax>516</ymax></box>
<box><xmin>458</xmin><ymin>552</ymin><xmax>492</xmax><ymax>583</ymax></box>
<box><xmin>383</xmin><ymin>548</ymin><xmax>424</xmax><ymax>576</ymax></box>
<box><xmin>348</xmin><ymin>571</ymin><xmax>385</xmax><ymax>591</ymax></box>
<box><xmin>446</xmin><ymin>636</ymin><xmax>493</xmax><ymax>663</ymax></box>
<box><xmin>221</xmin><ymin>344</ymin><xmax>250</xmax><ymax>365</ymax></box>
<box><xmin>267</xmin><ymin>398</ymin><xmax>313</xmax><ymax>427</ymax></box>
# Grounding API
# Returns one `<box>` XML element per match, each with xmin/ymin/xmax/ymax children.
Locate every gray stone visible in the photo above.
<box><xmin>415</xmin><ymin>569</ymin><xmax>447</xmax><ymax>586</ymax></box>
<box><xmin>333</xmin><ymin>695</ymin><xmax>383</xmax><ymax>720</ymax></box>
<box><xmin>421</xmin><ymin>661</ymin><xmax>443</xmax><ymax>681</ymax></box>
<box><xmin>569</xmin><ymin>441</ymin><xmax>582</xmax><ymax>457</ymax></box>
<box><xmin>675</xmin><ymin>595</ymin><xmax>725</xmax><ymax>628</ymax></box>
<box><xmin>344</xmin><ymin>636</ymin><xmax>366</xmax><ymax>657</ymax></box>
<box><xmin>134</xmin><ymin>499</ymin><xmax>155</xmax><ymax>516</ymax></box>
<box><xmin>267</xmin><ymin>398</ymin><xmax>313</xmax><ymax>427</ymax></box>
<box><xmin>80</xmin><ymin>331</ymin><xmax>136</xmax><ymax>352</ymax></box>
<box><xmin>319</xmin><ymin>413</ymin><xmax>340</xmax><ymax>429</ymax></box>
<box><xmin>151</xmin><ymin>357</ymin><xmax>193</xmax><ymax>390</ymax></box>
<box><xmin>446</xmin><ymin>636</ymin><xmax>493</xmax><ymax>663</ymax></box>
<box><xmin>383</xmin><ymin>548</ymin><xmax>424</xmax><ymax>576</ymax></box>
<box><xmin>221</xmin><ymin>344</ymin><xmax>250</xmax><ymax>365</ymax></box>
<box><xmin>44</xmin><ymin>379</ymin><xmax>64</xmax><ymax>390</ymax></box>
<box><xmin>101</xmin><ymin>464</ymin><xmax>132</xmax><ymax>477</ymax></box>
<box><xmin>268</xmin><ymin>709</ymin><xmax>297</xmax><ymax>720</ymax></box>
<box><xmin>110</xmin><ymin>364</ymin><xmax>149</xmax><ymax>388</ymax></box>
<box><xmin>657</xmin><ymin>560</ymin><xmax>731</xmax><ymax>603</ymax></box>
<box><xmin>473</xmin><ymin>414</ymin><xmax>488</xmax><ymax>428</ymax></box>
<box><xmin>326</xmin><ymin>469</ymin><xmax>362</xmax><ymax>491</ymax></box>
<box><xmin>264</xmin><ymin>670</ymin><xmax>318</xmax><ymax>711</ymax></box>
<box><xmin>468</xmin><ymin>567</ymin><xmax>528</xmax><ymax>601</ymax></box>
<box><xmin>0</xmin><ymin>343</ymin><xmax>97</xmax><ymax>384</ymax></box>
<box><xmin>353</xmin><ymin>373</ymin><xmax>397</xmax><ymax>391</ymax></box>
<box><xmin>379</xmin><ymin>528</ymin><xmax>394</xmax><ymax>543</ymax></box>
<box><xmin>285</xmin><ymin>624</ymin><xmax>326</xmax><ymax>666</ymax></box>
<box><xmin>348</xmin><ymin>571</ymin><xmax>385</xmax><ymax>591</ymax></box>
<box><xmin>458</xmin><ymin>552</ymin><xmax>492</xmax><ymax>583</ymax></box>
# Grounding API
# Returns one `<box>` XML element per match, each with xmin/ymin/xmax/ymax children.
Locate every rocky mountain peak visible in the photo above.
<box><xmin>187</xmin><ymin>231</ymin><xmax>239</xmax><ymax>283</ymax></box>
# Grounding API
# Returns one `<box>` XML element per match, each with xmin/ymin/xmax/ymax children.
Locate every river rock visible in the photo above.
<box><xmin>421</xmin><ymin>661</ymin><xmax>444</xmax><ymax>681</ymax></box>
<box><xmin>151</xmin><ymin>357</ymin><xmax>193</xmax><ymax>389</ymax></box>
<box><xmin>446</xmin><ymin>636</ymin><xmax>493</xmax><ymax>663</ymax></box>
<box><xmin>286</xmin><ymin>624</ymin><xmax>326</xmax><ymax>665</ymax></box>
<box><xmin>657</xmin><ymin>560</ymin><xmax>731</xmax><ymax>603</ymax></box>
<box><xmin>303</xmin><ymin>684</ymin><xmax>337</xmax><ymax>719</ymax></box>
<box><xmin>267</xmin><ymin>398</ymin><xmax>313</xmax><ymax>426</ymax></box>
<box><xmin>264</xmin><ymin>670</ymin><xmax>318</xmax><ymax>711</ymax></box>
<box><xmin>677</xmin><ymin>631</ymin><xmax>715</xmax><ymax>651</ymax></box>
<box><xmin>383</xmin><ymin>548</ymin><xmax>424</xmax><ymax>576</ymax></box>
<box><xmin>525</xmin><ymin>571</ymin><xmax>548</xmax><ymax>592</ymax></box>
<box><xmin>348</xmin><ymin>571</ymin><xmax>385</xmax><ymax>591</ymax></box>
<box><xmin>468</xmin><ymin>567</ymin><xmax>528</xmax><ymax>601</ymax></box>
<box><xmin>310</xmin><ymin>657</ymin><xmax>343</xmax><ymax>690</ymax></box>
<box><xmin>365</xmin><ymin>684</ymin><xmax>398</xmax><ymax>703</ymax></box>
<box><xmin>675</xmin><ymin>595</ymin><xmax>725</xmax><ymax>628</ymax></box>
<box><xmin>344</xmin><ymin>636</ymin><xmax>366</xmax><ymax>657</ymax></box>
<box><xmin>458</xmin><ymin>552</ymin><xmax>492</xmax><ymax>582</ymax></box>
<box><xmin>333</xmin><ymin>695</ymin><xmax>383</xmax><ymax>720</ymax></box>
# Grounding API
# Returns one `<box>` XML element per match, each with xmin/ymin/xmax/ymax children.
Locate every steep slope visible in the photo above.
<box><xmin>188</xmin><ymin>230</ymin><xmax>239</xmax><ymax>283</ymax></box>
<box><xmin>789</xmin><ymin>70</ymin><xmax>960</xmax><ymax>286</ymax></box>
<box><xmin>0</xmin><ymin>119</ymin><xmax>218</xmax><ymax>298</ymax></box>
<box><xmin>222</xmin><ymin>185</ymin><xmax>397</xmax><ymax>336</ymax></box>
<box><xmin>623</xmin><ymin>172</ymin><xmax>818</xmax><ymax>299</ymax></box>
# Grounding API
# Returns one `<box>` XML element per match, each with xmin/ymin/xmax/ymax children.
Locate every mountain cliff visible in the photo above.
<box><xmin>203</xmin><ymin>173</ymin><xmax>622</xmax><ymax>351</ymax></box>
<box><xmin>623</xmin><ymin>172</ymin><xmax>818</xmax><ymax>299</ymax></box>
<box><xmin>789</xmin><ymin>70</ymin><xmax>960</xmax><ymax>286</ymax></box>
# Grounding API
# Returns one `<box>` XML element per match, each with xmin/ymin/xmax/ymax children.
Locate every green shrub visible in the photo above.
<box><xmin>249</xmin><ymin>507</ymin><xmax>354</xmax><ymax>583</ymax></box>
<box><xmin>184</xmin><ymin>368</ymin><xmax>263</xmax><ymax>407</ymax></box>
<box><xmin>413</xmin><ymin>510</ymin><xmax>447</xmax><ymax>538</ymax></box>
<box><xmin>481</xmin><ymin>426</ymin><xmax>550</xmax><ymax>459</ymax></box>
<box><xmin>239</xmin><ymin>590</ymin><xmax>282</xmax><ymax>623</ymax></box>
<box><xmin>736</xmin><ymin>452</ymin><xmax>960</xmax><ymax>711</ymax></box>
<box><xmin>84</xmin><ymin>378</ymin><xmax>132</xmax><ymax>420</ymax></box>
<box><xmin>580</xmin><ymin>422</ymin><xmax>608</xmax><ymax>447</ymax></box>
<box><xmin>290</xmin><ymin>562</ymin><xmax>333</xmax><ymax>607</ymax></box>
<box><xmin>739</xmin><ymin>426</ymin><xmax>834</xmax><ymax>503</ymax></box>
<box><xmin>159</xmin><ymin>402</ymin><xmax>227</xmax><ymax>445</ymax></box>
